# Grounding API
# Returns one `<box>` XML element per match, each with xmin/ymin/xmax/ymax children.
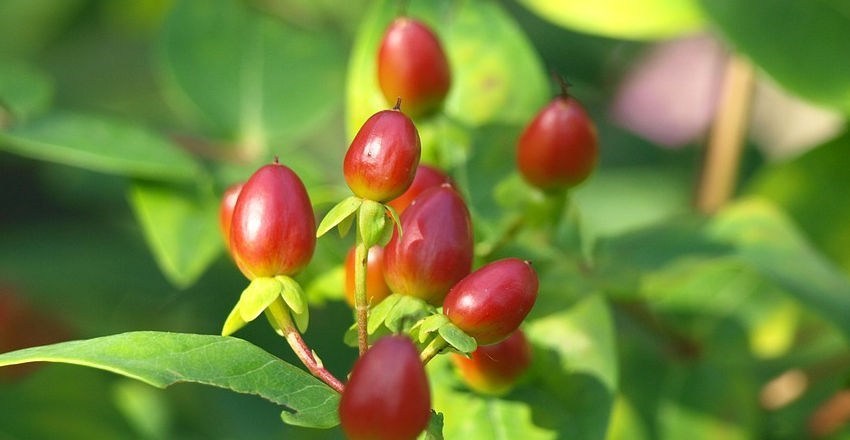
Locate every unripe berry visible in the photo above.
<box><xmin>443</xmin><ymin>258</ymin><xmax>538</xmax><ymax>345</ymax></box>
<box><xmin>517</xmin><ymin>94</ymin><xmax>598</xmax><ymax>190</ymax></box>
<box><xmin>218</xmin><ymin>182</ymin><xmax>243</xmax><ymax>253</ymax></box>
<box><xmin>386</xmin><ymin>164</ymin><xmax>452</xmax><ymax>215</ymax></box>
<box><xmin>378</xmin><ymin>18</ymin><xmax>451</xmax><ymax>118</ymax></box>
<box><xmin>229</xmin><ymin>161</ymin><xmax>316</xmax><ymax>279</ymax></box>
<box><xmin>339</xmin><ymin>335</ymin><xmax>431</xmax><ymax>440</ymax></box>
<box><xmin>344</xmin><ymin>107</ymin><xmax>421</xmax><ymax>202</ymax></box>
<box><xmin>383</xmin><ymin>185</ymin><xmax>473</xmax><ymax>305</ymax></box>
<box><xmin>452</xmin><ymin>329</ymin><xmax>532</xmax><ymax>395</ymax></box>
<box><xmin>344</xmin><ymin>245</ymin><xmax>392</xmax><ymax>307</ymax></box>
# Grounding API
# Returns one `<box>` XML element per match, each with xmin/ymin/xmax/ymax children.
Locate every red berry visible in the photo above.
<box><xmin>386</xmin><ymin>164</ymin><xmax>452</xmax><ymax>215</ymax></box>
<box><xmin>339</xmin><ymin>335</ymin><xmax>431</xmax><ymax>440</ymax></box>
<box><xmin>517</xmin><ymin>95</ymin><xmax>598</xmax><ymax>190</ymax></box>
<box><xmin>383</xmin><ymin>185</ymin><xmax>473</xmax><ymax>305</ymax></box>
<box><xmin>451</xmin><ymin>329</ymin><xmax>532</xmax><ymax>395</ymax></box>
<box><xmin>344</xmin><ymin>108</ymin><xmax>421</xmax><ymax>202</ymax></box>
<box><xmin>229</xmin><ymin>161</ymin><xmax>316</xmax><ymax>279</ymax></box>
<box><xmin>378</xmin><ymin>18</ymin><xmax>451</xmax><ymax>118</ymax></box>
<box><xmin>344</xmin><ymin>245</ymin><xmax>392</xmax><ymax>307</ymax></box>
<box><xmin>218</xmin><ymin>182</ymin><xmax>244</xmax><ymax>253</ymax></box>
<box><xmin>443</xmin><ymin>258</ymin><xmax>538</xmax><ymax>345</ymax></box>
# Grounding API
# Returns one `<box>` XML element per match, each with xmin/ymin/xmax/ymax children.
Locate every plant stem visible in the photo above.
<box><xmin>266</xmin><ymin>298</ymin><xmax>345</xmax><ymax>393</ymax></box>
<box><xmin>354</xmin><ymin>234</ymin><xmax>369</xmax><ymax>356</ymax></box>
<box><xmin>696</xmin><ymin>54</ymin><xmax>755</xmax><ymax>214</ymax></box>
<box><xmin>420</xmin><ymin>336</ymin><xmax>449</xmax><ymax>365</ymax></box>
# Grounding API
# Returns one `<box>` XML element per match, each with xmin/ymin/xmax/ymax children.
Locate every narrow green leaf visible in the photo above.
<box><xmin>128</xmin><ymin>181</ymin><xmax>222</xmax><ymax>289</ymax></box>
<box><xmin>276</xmin><ymin>276</ymin><xmax>306</xmax><ymax>315</ymax></box>
<box><xmin>438</xmin><ymin>322</ymin><xmax>477</xmax><ymax>354</ymax></box>
<box><xmin>316</xmin><ymin>196</ymin><xmax>362</xmax><ymax>238</ymax></box>
<box><xmin>221</xmin><ymin>302</ymin><xmax>248</xmax><ymax>336</ymax></box>
<box><xmin>159</xmin><ymin>0</ymin><xmax>345</xmax><ymax>146</ymax></box>
<box><xmin>0</xmin><ymin>332</ymin><xmax>340</xmax><ymax>429</ymax></box>
<box><xmin>519</xmin><ymin>0</ymin><xmax>703</xmax><ymax>40</ymax></box>
<box><xmin>238</xmin><ymin>277</ymin><xmax>282</xmax><ymax>322</ymax></box>
<box><xmin>0</xmin><ymin>60</ymin><xmax>53</xmax><ymax>122</ymax></box>
<box><xmin>0</xmin><ymin>112</ymin><xmax>201</xmax><ymax>181</ymax></box>
<box><xmin>358</xmin><ymin>199</ymin><xmax>387</xmax><ymax>248</ymax></box>
<box><xmin>697</xmin><ymin>0</ymin><xmax>850</xmax><ymax>113</ymax></box>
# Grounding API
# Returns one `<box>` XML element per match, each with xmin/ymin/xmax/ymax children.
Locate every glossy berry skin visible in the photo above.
<box><xmin>452</xmin><ymin>329</ymin><xmax>532</xmax><ymax>395</ymax></box>
<box><xmin>378</xmin><ymin>18</ymin><xmax>451</xmax><ymax>118</ymax></box>
<box><xmin>383</xmin><ymin>185</ymin><xmax>473</xmax><ymax>305</ymax></box>
<box><xmin>218</xmin><ymin>182</ymin><xmax>244</xmax><ymax>253</ymax></box>
<box><xmin>386</xmin><ymin>164</ymin><xmax>452</xmax><ymax>215</ymax></box>
<box><xmin>344</xmin><ymin>109</ymin><xmax>421</xmax><ymax>202</ymax></box>
<box><xmin>517</xmin><ymin>96</ymin><xmax>598</xmax><ymax>190</ymax></box>
<box><xmin>229</xmin><ymin>162</ymin><xmax>316</xmax><ymax>279</ymax></box>
<box><xmin>344</xmin><ymin>245</ymin><xmax>392</xmax><ymax>307</ymax></box>
<box><xmin>443</xmin><ymin>258</ymin><xmax>538</xmax><ymax>345</ymax></box>
<box><xmin>339</xmin><ymin>335</ymin><xmax>431</xmax><ymax>440</ymax></box>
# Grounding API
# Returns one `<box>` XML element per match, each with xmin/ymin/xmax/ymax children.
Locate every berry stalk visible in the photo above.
<box><xmin>419</xmin><ymin>336</ymin><xmax>449</xmax><ymax>365</ymax></box>
<box><xmin>266</xmin><ymin>298</ymin><xmax>345</xmax><ymax>393</ymax></box>
<box><xmin>353</xmin><ymin>236</ymin><xmax>370</xmax><ymax>356</ymax></box>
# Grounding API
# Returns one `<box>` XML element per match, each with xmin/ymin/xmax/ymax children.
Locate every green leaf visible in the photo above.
<box><xmin>0</xmin><ymin>113</ymin><xmax>201</xmax><ymax>181</ymax></box>
<box><xmin>697</xmin><ymin>0</ymin><xmax>850</xmax><ymax>113</ymax></box>
<box><xmin>358</xmin><ymin>199</ymin><xmax>388</xmax><ymax>248</ymax></box>
<box><xmin>238</xmin><ymin>277</ymin><xmax>283</xmax><ymax>322</ymax></box>
<box><xmin>0</xmin><ymin>60</ymin><xmax>53</xmax><ymax>122</ymax></box>
<box><xmin>128</xmin><ymin>181</ymin><xmax>222</xmax><ymax>289</ymax></box>
<box><xmin>518</xmin><ymin>0</ymin><xmax>703</xmax><ymax>40</ymax></box>
<box><xmin>316</xmin><ymin>196</ymin><xmax>362</xmax><ymax>238</ymax></box>
<box><xmin>424</xmin><ymin>411</ymin><xmax>445</xmax><ymax>440</ymax></box>
<box><xmin>708</xmin><ymin>198</ymin><xmax>850</xmax><ymax>340</ymax></box>
<box><xmin>438</xmin><ymin>322</ymin><xmax>477</xmax><ymax>354</ymax></box>
<box><xmin>524</xmin><ymin>294</ymin><xmax>618</xmax><ymax>438</ymax></box>
<box><xmin>159</xmin><ymin>0</ymin><xmax>345</xmax><ymax>147</ymax></box>
<box><xmin>0</xmin><ymin>332</ymin><xmax>340</xmax><ymax>429</ymax></box>
<box><xmin>347</xmin><ymin>0</ymin><xmax>548</xmax><ymax>135</ymax></box>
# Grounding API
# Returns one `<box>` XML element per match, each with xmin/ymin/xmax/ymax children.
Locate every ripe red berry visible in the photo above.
<box><xmin>344</xmin><ymin>107</ymin><xmax>421</xmax><ymax>202</ymax></box>
<box><xmin>344</xmin><ymin>245</ymin><xmax>392</xmax><ymax>307</ymax></box>
<box><xmin>229</xmin><ymin>161</ymin><xmax>316</xmax><ymax>279</ymax></box>
<box><xmin>386</xmin><ymin>164</ymin><xmax>452</xmax><ymax>215</ymax></box>
<box><xmin>378</xmin><ymin>18</ymin><xmax>451</xmax><ymax>118</ymax></box>
<box><xmin>339</xmin><ymin>335</ymin><xmax>431</xmax><ymax>440</ymax></box>
<box><xmin>218</xmin><ymin>182</ymin><xmax>243</xmax><ymax>253</ymax></box>
<box><xmin>383</xmin><ymin>185</ymin><xmax>473</xmax><ymax>305</ymax></box>
<box><xmin>443</xmin><ymin>258</ymin><xmax>538</xmax><ymax>345</ymax></box>
<box><xmin>451</xmin><ymin>329</ymin><xmax>532</xmax><ymax>395</ymax></box>
<box><xmin>517</xmin><ymin>93</ymin><xmax>598</xmax><ymax>190</ymax></box>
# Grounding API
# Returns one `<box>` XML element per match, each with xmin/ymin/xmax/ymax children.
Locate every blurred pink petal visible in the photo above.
<box><xmin>611</xmin><ymin>35</ymin><xmax>726</xmax><ymax>148</ymax></box>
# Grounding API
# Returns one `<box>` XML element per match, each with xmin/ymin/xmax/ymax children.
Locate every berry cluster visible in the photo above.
<box><xmin>218</xmin><ymin>14</ymin><xmax>597</xmax><ymax>440</ymax></box>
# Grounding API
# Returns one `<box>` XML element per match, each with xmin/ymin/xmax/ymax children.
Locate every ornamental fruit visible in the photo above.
<box><xmin>451</xmin><ymin>329</ymin><xmax>532</xmax><ymax>395</ymax></box>
<box><xmin>344</xmin><ymin>106</ymin><xmax>421</xmax><ymax>202</ymax></box>
<box><xmin>386</xmin><ymin>164</ymin><xmax>452</xmax><ymax>215</ymax></box>
<box><xmin>517</xmin><ymin>90</ymin><xmax>598</xmax><ymax>190</ymax></box>
<box><xmin>383</xmin><ymin>185</ymin><xmax>473</xmax><ymax>305</ymax></box>
<box><xmin>229</xmin><ymin>160</ymin><xmax>316</xmax><ymax>279</ymax></box>
<box><xmin>218</xmin><ymin>182</ymin><xmax>243</xmax><ymax>253</ymax></box>
<box><xmin>443</xmin><ymin>258</ymin><xmax>538</xmax><ymax>345</ymax></box>
<box><xmin>344</xmin><ymin>245</ymin><xmax>392</xmax><ymax>307</ymax></box>
<box><xmin>377</xmin><ymin>18</ymin><xmax>451</xmax><ymax>118</ymax></box>
<box><xmin>339</xmin><ymin>335</ymin><xmax>431</xmax><ymax>440</ymax></box>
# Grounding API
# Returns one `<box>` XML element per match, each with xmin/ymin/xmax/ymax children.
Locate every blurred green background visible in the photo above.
<box><xmin>1</xmin><ymin>0</ymin><xmax>850</xmax><ymax>438</ymax></box>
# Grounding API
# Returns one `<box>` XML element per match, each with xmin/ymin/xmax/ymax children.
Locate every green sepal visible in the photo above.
<box><xmin>385</xmin><ymin>295</ymin><xmax>432</xmax><ymax>332</ymax></box>
<box><xmin>438</xmin><ymin>321</ymin><xmax>477</xmax><ymax>354</ymax></box>
<box><xmin>221</xmin><ymin>302</ymin><xmax>248</xmax><ymax>336</ymax></box>
<box><xmin>276</xmin><ymin>276</ymin><xmax>306</xmax><ymax>315</ymax></box>
<box><xmin>316</xmin><ymin>196</ymin><xmax>362</xmax><ymax>238</ymax></box>
<box><xmin>385</xmin><ymin>204</ymin><xmax>403</xmax><ymax>238</ymax></box>
<box><xmin>238</xmin><ymin>277</ymin><xmax>283</xmax><ymax>322</ymax></box>
<box><xmin>424</xmin><ymin>410</ymin><xmax>445</xmax><ymax>440</ymax></box>
<box><xmin>292</xmin><ymin>303</ymin><xmax>309</xmax><ymax>333</ymax></box>
<box><xmin>366</xmin><ymin>294</ymin><xmax>401</xmax><ymax>333</ymax></box>
<box><xmin>338</xmin><ymin>213</ymin><xmax>355</xmax><ymax>237</ymax></box>
<box><xmin>263</xmin><ymin>308</ymin><xmax>284</xmax><ymax>337</ymax></box>
<box><xmin>358</xmin><ymin>199</ymin><xmax>388</xmax><ymax>248</ymax></box>
<box><xmin>416</xmin><ymin>314</ymin><xmax>449</xmax><ymax>343</ymax></box>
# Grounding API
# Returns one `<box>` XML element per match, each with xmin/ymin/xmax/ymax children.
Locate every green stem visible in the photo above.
<box><xmin>266</xmin><ymin>299</ymin><xmax>345</xmax><ymax>393</ymax></box>
<box><xmin>420</xmin><ymin>336</ymin><xmax>450</xmax><ymax>365</ymax></box>
<box><xmin>354</xmin><ymin>234</ymin><xmax>369</xmax><ymax>356</ymax></box>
